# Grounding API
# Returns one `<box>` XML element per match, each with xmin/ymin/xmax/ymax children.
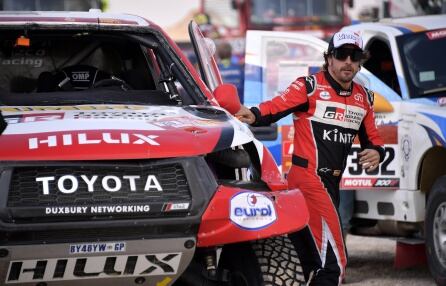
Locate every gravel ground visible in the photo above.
<box><xmin>344</xmin><ymin>235</ymin><xmax>436</xmax><ymax>286</ymax></box>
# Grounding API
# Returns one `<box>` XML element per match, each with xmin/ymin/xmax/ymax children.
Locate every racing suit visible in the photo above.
<box><xmin>250</xmin><ymin>71</ymin><xmax>384</xmax><ymax>285</ymax></box>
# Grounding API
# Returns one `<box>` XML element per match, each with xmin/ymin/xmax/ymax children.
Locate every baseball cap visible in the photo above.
<box><xmin>328</xmin><ymin>31</ymin><xmax>363</xmax><ymax>53</ymax></box>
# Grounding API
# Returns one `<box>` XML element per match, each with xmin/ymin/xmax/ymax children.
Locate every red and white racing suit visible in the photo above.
<box><xmin>250</xmin><ymin>71</ymin><xmax>384</xmax><ymax>285</ymax></box>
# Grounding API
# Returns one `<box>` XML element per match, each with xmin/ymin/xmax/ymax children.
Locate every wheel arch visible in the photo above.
<box><xmin>418</xmin><ymin>146</ymin><xmax>446</xmax><ymax>194</ymax></box>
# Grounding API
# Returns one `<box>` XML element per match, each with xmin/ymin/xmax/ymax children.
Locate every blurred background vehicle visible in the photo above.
<box><xmin>0</xmin><ymin>0</ymin><xmax>106</xmax><ymax>11</ymax></box>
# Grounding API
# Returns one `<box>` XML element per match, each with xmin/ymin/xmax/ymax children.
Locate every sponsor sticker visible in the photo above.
<box><xmin>0</xmin><ymin>47</ymin><xmax>45</xmax><ymax>68</ymax></box>
<box><xmin>69</xmin><ymin>242</ymin><xmax>126</xmax><ymax>254</ymax></box>
<box><xmin>427</xmin><ymin>29</ymin><xmax>446</xmax><ymax>40</ymax></box>
<box><xmin>341</xmin><ymin>177</ymin><xmax>399</xmax><ymax>190</ymax></box>
<box><xmin>6</xmin><ymin>253</ymin><xmax>181</xmax><ymax>283</ymax></box>
<box><xmin>163</xmin><ymin>202</ymin><xmax>190</xmax><ymax>212</ymax></box>
<box><xmin>322</xmin><ymin>128</ymin><xmax>356</xmax><ymax>144</ymax></box>
<box><xmin>401</xmin><ymin>135</ymin><xmax>412</xmax><ymax>162</ymax></box>
<box><xmin>438</xmin><ymin>97</ymin><xmax>446</xmax><ymax>106</ymax></box>
<box><xmin>3</xmin><ymin>113</ymin><xmax>64</xmax><ymax>124</ymax></box>
<box><xmin>230</xmin><ymin>192</ymin><xmax>277</xmax><ymax>230</ymax></box>
<box><xmin>354</xmin><ymin>93</ymin><xmax>363</xmax><ymax>103</ymax></box>
<box><xmin>44</xmin><ymin>205</ymin><xmax>151</xmax><ymax>215</ymax></box>
<box><xmin>315</xmin><ymin>100</ymin><xmax>365</xmax><ymax>129</ymax></box>
<box><xmin>323</xmin><ymin>106</ymin><xmax>346</xmax><ymax>121</ymax></box>
<box><xmin>36</xmin><ymin>174</ymin><xmax>163</xmax><ymax>195</ymax></box>
<box><xmin>0</xmin><ymin>105</ymin><xmax>146</xmax><ymax>112</ymax></box>
<box><xmin>29</xmin><ymin>132</ymin><xmax>160</xmax><ymax>149</ymax></box>
<box><xmin>319</xmin><ymin>91</ymin><xmax>331</xmax><ymax>100</ymax></box>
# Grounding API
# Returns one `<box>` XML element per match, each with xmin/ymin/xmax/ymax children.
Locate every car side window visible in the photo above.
<box><xmin>363</xmin><ymin>39</ymin><xmax>402</xmax><ymax>96</ymax></box>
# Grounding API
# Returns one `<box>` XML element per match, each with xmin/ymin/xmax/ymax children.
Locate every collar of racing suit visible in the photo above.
<box><xmin>324</xmin><ymin>71</ymin><xmax>353</xmax><ymax>97</ymax></box>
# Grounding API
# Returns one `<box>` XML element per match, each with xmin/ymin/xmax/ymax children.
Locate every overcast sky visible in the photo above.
<box><xmin>107</xmin><ymin>0</ymin><xmax>200</xmax><ymax>28</ymax></box>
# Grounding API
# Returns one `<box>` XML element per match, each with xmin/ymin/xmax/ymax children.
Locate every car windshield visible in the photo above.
<box><xmin>0</xmin><ymin>30</ymin><xmax>201</xmax><ymax>106</ymax></box>
<box><xmin>397</xmin><ymin>29</ymin><xmax>446</xmax><ymax>98</ymax></box>
<box><xmin>250</xmin><ymin>0</ymin><xmax>343</xmax><ymax>26</ymax></box>
<box><xmin>2</xmin><ymin>0</ymin><xmax>100</xmax><ymax>11</ymax></box>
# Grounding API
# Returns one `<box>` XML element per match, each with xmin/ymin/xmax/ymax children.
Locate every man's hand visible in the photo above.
<box><xmin>358</xmin><ymin>149</ymin><xmax>380</xmax><ymax>172</ymax></box>
<box><xmin>235</xmin><ymin>105</ymin><xmax>256</xmax><ymax>124</ymax></box>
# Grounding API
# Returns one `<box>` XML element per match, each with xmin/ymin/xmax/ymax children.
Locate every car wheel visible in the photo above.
<box><xmin>426</xmin><ymin>176</ymin><xmax>446</xmax><ymax>286</ymax></box>
<box><xmin>219</xmin><ymin>235</ymin><xmax>305</xmax><ymax>286</ymax></box>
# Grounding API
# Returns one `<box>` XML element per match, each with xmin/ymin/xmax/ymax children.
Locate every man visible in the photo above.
<box><xmin>236</xmin><ymin>31</ymin><xmax>384</xmax><ymax>285</ymax></box>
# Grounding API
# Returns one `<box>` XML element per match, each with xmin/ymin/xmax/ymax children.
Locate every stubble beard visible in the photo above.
<box><xmin>338</xmin><ymin>67</ymin><xmax>356</xmax><ymax>83</ymax></box>
<box><xmin>328</xmin><ymin>62</ymin><xmax>357</xmax><ymax>88</ymax></box>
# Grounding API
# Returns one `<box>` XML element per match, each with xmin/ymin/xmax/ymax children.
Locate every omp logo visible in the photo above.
<box><xmin>323</xmin><ymin>106</ymin><xmax>345</xmax><ymax>121</ymax></box>
<box><xmin>71</xmin><ymin>71</ymin><xmax>90</xmax><ymax>81</ymax></box>
<box><xmin>6</xmin><ymin>253</ymin><xmax>181</xmax><ymax>283</ymax></box>
<box><xmin>36</xmin><ymin>174</ymin><xmax>163</xmax><ymax>195</ymax></box>
<box><xmin>29</xmin><ymin>133</ymin><xmax>160</xmax><ymax>149</ymax></box>
<box><xmin>322</xmin><ymin>129</ymin><xmax>355</xmax><ymax>144</ymax></box>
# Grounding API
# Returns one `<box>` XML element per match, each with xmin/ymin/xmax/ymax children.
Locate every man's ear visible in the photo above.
<box><xmin>327</xmin><ymin>56</ymin><xmax>333</xmax><ymax>67</ymax></box>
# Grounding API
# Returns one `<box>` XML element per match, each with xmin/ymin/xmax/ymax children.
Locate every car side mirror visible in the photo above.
<box><xmin>213</xmin><ymin>83</ymin><xmax>241</xmax><ymax>115</ymax></box>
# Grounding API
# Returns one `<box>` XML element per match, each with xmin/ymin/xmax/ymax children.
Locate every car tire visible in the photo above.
<box><xmin>219</xmin><ymin>235</ymin><xmax>305</xmax><ymax>286</ymax></box>
<box><xmin>426</xmin><ymin>175</ymin><xmax>446</xmax><ymax>286</ymax></box>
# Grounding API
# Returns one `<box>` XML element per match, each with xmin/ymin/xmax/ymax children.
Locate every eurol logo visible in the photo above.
<box><xmin>230</xmin><ymin>192</ymin><xmax>277</xmax><ymax>230</ymax></box>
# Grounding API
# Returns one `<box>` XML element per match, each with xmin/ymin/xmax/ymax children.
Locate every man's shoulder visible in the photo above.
<box><xmin>354</xmin><ymin>82</ymin><xmax>374</xmax><ymax>106</ymax></box>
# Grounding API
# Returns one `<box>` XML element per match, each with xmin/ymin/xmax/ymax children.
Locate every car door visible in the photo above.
<box><xmin>188</xmin><ymin>20</ymin><xmax>223</xmax><ymax>92</ymax></box>
<box><xmin>244</xmin><ymin>30</ymin><xmax>327</xmax><ymax>173</ymax></box>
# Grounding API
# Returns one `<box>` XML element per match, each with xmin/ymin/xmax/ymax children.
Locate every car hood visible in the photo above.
<box><xmin>0</xmin><ymin>105</ymin><xmax>254</xmax><ymax>161</ymax></box>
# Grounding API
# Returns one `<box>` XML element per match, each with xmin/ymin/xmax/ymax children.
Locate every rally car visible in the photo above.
<box><xmin>0</xmin><ymin>11</ymin><xmax>308</xmax><ymax>285</ymax></box>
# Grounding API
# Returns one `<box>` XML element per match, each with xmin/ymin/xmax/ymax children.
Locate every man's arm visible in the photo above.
<box><xmin>236</xmin><ymin>77</ymin><xmax>309</xmax><ymax>126</ymax></box>
<box><xmin>357</xmin><ymin>90</ymin><xmax>385</xmax><ymax>172</ymax></box>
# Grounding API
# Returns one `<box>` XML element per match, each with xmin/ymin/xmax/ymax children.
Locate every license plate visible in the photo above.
<box><xmin>69</xmin><ymin>242</ymin><xmax>126</xmax><ymax>254</ymax></box>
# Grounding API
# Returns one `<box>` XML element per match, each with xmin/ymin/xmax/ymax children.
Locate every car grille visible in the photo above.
<box><xmin>8</xmin><ymin>163</ymin><xmax>190</xmax><ymax>207</ymax></box>
<box><xmin>1</xmin><ymin>159</ymin><xmax>197</xmax><ymax>225</ymax></box>
<box><xmin>0</xmin><ymin>157</ymin><xmax>217</xmax><ymax>240</ymax></box>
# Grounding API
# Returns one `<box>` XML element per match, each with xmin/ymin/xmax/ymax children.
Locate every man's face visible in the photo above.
<box><xmin>328</xmin><ymin>44</ymin><xmax>362</xmax><ymax>84</ymax></box>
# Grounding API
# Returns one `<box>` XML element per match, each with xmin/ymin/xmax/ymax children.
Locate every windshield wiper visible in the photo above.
<box><xmin>423</xmin><ymin>87</ymin><xmax>446</xmax><ymax>95</ymax></box>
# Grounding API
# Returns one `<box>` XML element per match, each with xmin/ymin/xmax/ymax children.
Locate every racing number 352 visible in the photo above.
<box><xmin>348</xmin><ymin>146</ymin><xmax>395</xmax><ymax>176</ymax></box>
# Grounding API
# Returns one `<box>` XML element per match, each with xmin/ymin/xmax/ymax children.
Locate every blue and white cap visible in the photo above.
<box><xmin>328</xmin><ymin>31</ymin><xmax>363</xmax><ymax>52</ymax></box>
